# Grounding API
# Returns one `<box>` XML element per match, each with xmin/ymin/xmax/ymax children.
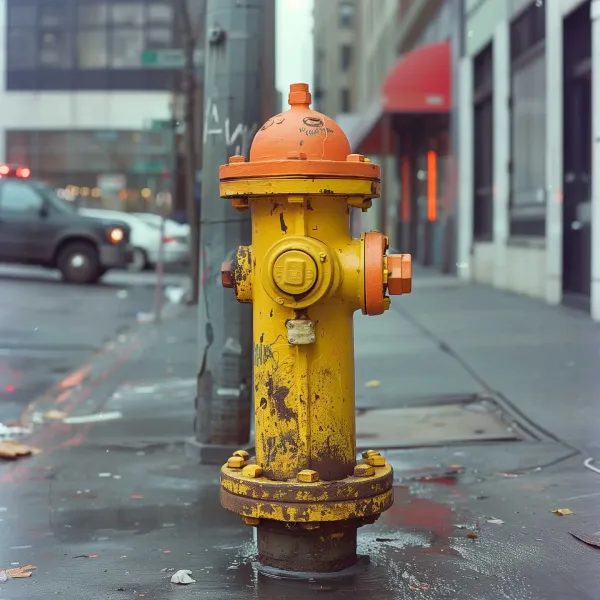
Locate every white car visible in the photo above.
<box><xmin>79</xmin><ymin>209</ymin><xmax>190</xmax><ymax>271</ymax></box>
<box><xmin>132</xmin><ymin>213</ymin><xmax>191</xmax><ymax>239</ymax></box>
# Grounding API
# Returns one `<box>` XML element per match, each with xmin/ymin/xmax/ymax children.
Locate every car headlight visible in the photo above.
<box><xmin>108</xmin><ymin>227</ymin><xmax>125</xmax><ymax>243</ymax></box>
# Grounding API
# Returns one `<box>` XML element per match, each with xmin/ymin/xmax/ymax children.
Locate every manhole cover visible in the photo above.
<box><xmin>356</xmin><ymin>399</ymin><xmax>519</xmax><ymax>449</ymax></box>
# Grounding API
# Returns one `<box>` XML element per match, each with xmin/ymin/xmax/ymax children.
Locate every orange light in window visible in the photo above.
<box><xmin>17</xmin><ymin>167</ymin><xmax>31</xmax><ymax>178</ymax></box>
<box><xmin>427</xmin><ymin>150</ymin><xmax>437</xmax><ymax>221</ymax></box>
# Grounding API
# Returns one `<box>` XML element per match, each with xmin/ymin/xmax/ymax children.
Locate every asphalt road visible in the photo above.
<box><xmin>0</xmin><ymin>264</ymin><xmax>188</xmax><ymax>425</ymax></box>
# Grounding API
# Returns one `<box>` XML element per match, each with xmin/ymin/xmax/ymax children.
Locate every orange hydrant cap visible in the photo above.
<box><xmin>249</xmin><ymin>83</ymin><xmax>352</xmax><ymax>163</ymax></box>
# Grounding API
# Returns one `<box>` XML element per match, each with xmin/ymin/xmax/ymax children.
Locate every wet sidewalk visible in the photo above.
<box><xmin>1</xmin><ymin>271</ymin><xmax>599</xmax><ymax>598</ymax></box>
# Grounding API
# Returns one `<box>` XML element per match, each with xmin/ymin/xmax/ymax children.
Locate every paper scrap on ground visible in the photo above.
<box><xmin>365</xmin><ymin>380</ymin><xmax>381</xmax><ymax>388</ymax></box>
<box><xmin>0</xmin><ymin>441</ymin><xmax>40</xmax><ymax>460</ymax></box>
<box><xmin>5</xmin><ymin>565</ymin><xmax>36</xmax><ymax>578</ymax></box>
<box><xmin>63</xmin><ymin>411</ymin><xmax>123</xmax><ymax>425</ymax></box>
<box><xmin>170</xmin><ymin>570</ymin><xmax>196</xmax><ymax>585</ymax></box>
<box><xmin>487</xmin><ymin>518</ymin><xmax>505</xmax><ymax>525</ymax></box>
<box><xmin>0</xmin><ymin>571</ymin><xmax>7</xmax><ymax>583</ymax></box>
<box><xmin>552</xmin><ymin>508</ymin><xmax>574</xmax><ymax>516</ymax></box>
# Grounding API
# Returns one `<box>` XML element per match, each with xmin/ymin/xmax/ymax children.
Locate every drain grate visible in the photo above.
<box><xmin>355</xmin><ymin>395</ymin><xmax>528</xmax><ymax>451</ymax></box>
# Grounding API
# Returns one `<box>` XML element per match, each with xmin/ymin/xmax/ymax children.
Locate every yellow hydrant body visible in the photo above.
<box><xmin>219</xmin><ymin>83</ymin><xmax>412</xmax><ymax>575</ymax></box>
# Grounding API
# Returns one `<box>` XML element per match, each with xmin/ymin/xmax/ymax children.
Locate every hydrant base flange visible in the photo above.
<box><xmin>220</xmin><ymin>462</ymin><xmax>393</xmax><ymax>523</ymax></box>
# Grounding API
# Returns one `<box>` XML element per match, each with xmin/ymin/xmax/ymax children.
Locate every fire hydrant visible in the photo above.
<box><xmin>219</xmin><ymin>83</ymin><xmax>412</xmax><ymax>575</ymax></box>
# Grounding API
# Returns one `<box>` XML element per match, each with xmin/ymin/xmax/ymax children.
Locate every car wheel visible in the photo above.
<box><xmin>57</xmin><ymin>242</ymin><xmax>101</xmax><ymax>284</ymax></box>
<box><xmin>129</xmin><ymin>248</ymin><xmax>148</xmax><ymax>272</ymax></box>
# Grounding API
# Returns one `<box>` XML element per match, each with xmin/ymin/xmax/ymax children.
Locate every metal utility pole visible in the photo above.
<box><xmin>187</xmin><ymin>0</ymin><xmax>266</xmax><ymax>464</ymax></box>
<box><xmin>175</xmin><ymin>0</ymin><xmax>202</xmax><ymax>305</ymax></box>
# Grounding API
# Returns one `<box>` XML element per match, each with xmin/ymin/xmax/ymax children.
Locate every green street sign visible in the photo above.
<box><xmin>131</xmin><ymin>160</ymin><xmax>167</xmax><ymax>174</ymax></box>
<box><xmin>150</xmin><ymin>119</ymin><xmax>173</xmax><ymax>131</ymax></box>
<box><xmin>141</xmin><ymin>49</ymin><xmax>203</xmax><ymax>69</ymax></box>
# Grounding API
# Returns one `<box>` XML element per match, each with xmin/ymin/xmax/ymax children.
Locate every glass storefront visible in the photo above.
<box><xmin>5</xmin><ymin>129</ymin><xmax>173</xmax><ymax>212</ymax></box>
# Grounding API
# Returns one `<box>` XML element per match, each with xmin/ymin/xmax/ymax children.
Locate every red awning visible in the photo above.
<box><xmin>350</xmin><ymin>41</ymin><xmax>452</xmax><ymax>155</ymax></box>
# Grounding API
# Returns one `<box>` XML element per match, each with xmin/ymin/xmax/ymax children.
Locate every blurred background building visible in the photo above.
<box><xmin>0</xmin><ymin>0</ymin><xmax>275</xmax><ymax>214</ymax></box>
<box><xmin>315</xmin><ymin>0</ymin><xmax>600</xmax><ymax>320</ymax></box>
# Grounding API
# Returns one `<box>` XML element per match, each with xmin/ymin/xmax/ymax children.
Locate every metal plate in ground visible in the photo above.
<box><xmin>356</xmin><ymin>400</ymin><xmax>519</xmax><ymax>449</ymax></box>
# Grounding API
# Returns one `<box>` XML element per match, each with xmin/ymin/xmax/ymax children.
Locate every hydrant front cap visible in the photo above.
<box><xmin>249</xmin><ymin>83</ymin><xmax>352</xmax><ymax>163</ymax></box>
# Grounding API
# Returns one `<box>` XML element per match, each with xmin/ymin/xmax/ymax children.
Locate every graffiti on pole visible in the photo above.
<box><xmin>203</xmin><ymin>98</ymin><xmax>258</xmax><ymax>156</ymax></box>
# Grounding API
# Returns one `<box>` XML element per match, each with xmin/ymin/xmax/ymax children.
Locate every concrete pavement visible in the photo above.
<box><xmin>0</xmin><ymin>264</ymin><xmax>188</xmax><ymax>425</ymax></box>
<box><xmin>0</xmin><ymin>268</ymin><xmax>599</xmax><ymax>598</ymax></box>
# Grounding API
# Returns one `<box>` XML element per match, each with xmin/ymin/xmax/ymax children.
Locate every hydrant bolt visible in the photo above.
<box><xmin>242</xmin><ymin>464</ymin><xmax>263</xmax><ymax>478</ymax></box>
<box><xmin>297</xmin><ymin>469</ymin><xmax>319</xmax><ymax>483</ymax></box>
<box><xmin>233</xmin><ymin>450</ymin><xmax>250</xmax><ymax>460</ymax></box>
<box><xmin>362</xmin><ymin>449</ymin><xmax>380</xmax><ymax>459</ymax></box>
<box><xmin>354</xmin><ymin>464</ymin><xmax>375</xmax><ymax>477</ymax></box>
<box><xmin>242</xmin><ymin>516</ymin><xmax>260</xmax><ymax>526</ymax></box>
<box><xmin>227</xmin><ymin>456</ymin><xmax>246</xmax><ymax>469</ymax></box>
<box><xmin>366</xmin><ymin>455</ymin><xmax>386</xmax><ymax>467</ymax></box>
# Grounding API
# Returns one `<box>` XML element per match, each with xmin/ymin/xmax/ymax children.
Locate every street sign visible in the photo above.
<box><xmin>131</xmin><ymin>160</ymin><xmax>167</xmax><ymax>174</ymax></box>
<box><xmin>141</xmin><ymin>49</ymin><xmax>204</xmax><ymax>69</ymax></box>
<box><xmin>150</xmin><ymin>119</ymin><xmax>173</xmax><ymax>131</ymax></box>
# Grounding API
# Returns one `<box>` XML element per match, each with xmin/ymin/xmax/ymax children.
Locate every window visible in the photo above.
<box><xmin>339</xmin><ymin>1</ymin><xmax>355</xmax><ymax>28</ymax></box>
<box><xmin>340</xmin><ymin>88</ymin><xmax>351</xmax><ymax>112</ymax></box>
<box><xmin>8</xmin><ymin>4</ymin><xmax>36</xmax><ymax>27</ymax></box>
<box><xmin>0</xmin><ymin>181</ymin><xmax>43</xmax><ymax>212</ymax></box>
<box><xmin>473</xmin><ymin>43</ymin><xmax>494</xmax><ymax>240</ymax></box>
<box><xmin>111</xmin><ymin>29</ymin><xmax>145</xmax><ymax>68</ymax></box>
<box><xmin>8</xmin><ymin>29</ymin><xmax>37</xmax><ymax>68</ymax></box>
<box><xmin>147</xmin><ymin>28</ymin><xmax>172</xmax><ymax>50</ymax></box>
<box><xmin>78</xmin><ymin>30</ymin><xmax>109</xmax><ymax>68</ymax></box>
<box><xmin>40</xmin><ymin>3</ymin><xmax>64</xmax><ymax>27</ymax></box>
<box><xmin>148</xmin><ymin>2</ymin><xmax>173</xmax><ymax>24</ymax></box>
<box><xmin>341</xmin><ymin>45</ymin><xmax>353</xmax><ymax>71</ymax></box>
<box><xmin>7</xmin><ymin>0</ymin><xmax>178</xmax><ymax>90</ymax></box>
<box><xmin>39</xmin><ymin>30</ymin><xmax>71</xmax><ymax>68</ymax></box>
<box><xmin>111</xmin><ymin>3</ymin><xmax>144</xmax><ymax>26</ymax></box>
<box><xmin>78</xmin><ymin>4</ymin><xmax>108</xmax><ymax>26</ymax></box>
<box><xmin>509</xmin><ymin>1</ymin><xmax>547</xmax><ymax>237</ymax></box>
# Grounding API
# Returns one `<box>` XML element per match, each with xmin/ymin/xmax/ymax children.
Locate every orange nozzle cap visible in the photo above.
<box><xmin>387</xmin><ymin>255</ymin><xmax>412</xmax><ymax>295</ymax></box>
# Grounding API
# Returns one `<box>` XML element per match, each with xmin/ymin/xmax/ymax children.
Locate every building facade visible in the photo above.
<box><xmin>1</xmin><ymin>0</ymin><xmax>186</xmax><ymax>211</ymax></box>
<box><xmin>313</xmin><ymin>0</ymin><xmax>358</xmax><ymax>116</ymax></box>
<box><xmin>1</xmin><ymin>0</ymin><xmax>275</xmax><ymax>214</ymax></box>
<box><xmin>457</xmin><ymin>0</ymin><xmax>598</xmax><ymax>318</ymax></box>
<box><xmin>317</xmin><ymin>0</ymin><xmax>600</xmax><ymax>321</ymax></box>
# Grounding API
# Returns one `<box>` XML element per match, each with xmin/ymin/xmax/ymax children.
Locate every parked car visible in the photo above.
<box><xmin>0</xmin><ymin>165</ymin><xmax>133</xmax><ymax>284</ymax></box>
<box><xmin>131</xmin><ymin>213</ymin><xmax>191</xmax><ymax>240</ymax></box>
<box><xmin>79</xmin><ymin>208</ymin><xmax>190</xmax><ymax>271</ymax></box>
